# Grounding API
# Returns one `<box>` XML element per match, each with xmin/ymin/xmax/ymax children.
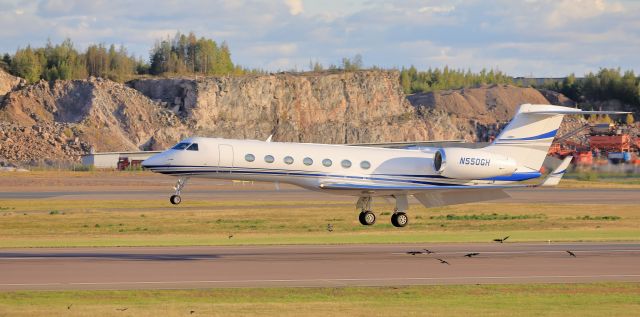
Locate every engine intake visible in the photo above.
<box><xmin>433</xmin><ymin>148</ymin><xmax>517</xmax><ymax>179</ymax></box>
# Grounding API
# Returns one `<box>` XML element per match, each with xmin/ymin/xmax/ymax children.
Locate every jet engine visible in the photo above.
<box><xmin>433</xmin><ymin>148</ymin><xmax>517</xmax><ymax>179</ymax></box>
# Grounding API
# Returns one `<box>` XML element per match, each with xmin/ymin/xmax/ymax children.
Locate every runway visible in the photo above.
<box><xmin>1</xmin><ymin>243</ymin><xmax>639</xmax><ymax>290</ymax></box>
<box><xmin>1</xmin><ymin>187</ymin><xmax>640</xmax><ymax>205</ymax></box>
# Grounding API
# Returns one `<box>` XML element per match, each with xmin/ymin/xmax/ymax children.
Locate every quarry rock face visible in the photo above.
<box><xmin>407</xmin><ymin>84</ymin><xmax>577</xmax><ymax>142</ymax></box>
<box><xmin>2</xmin><ymin>70</ymin><xmax>573</xmax><ymax>166</ymax></box>
<box><xmin>129</xmin><ymin>71</ymin><xmax>428</xmax><ymax>144</ymax></box>
<box><xmin>0</xmin><ymin>77</ymin><xmax>187</xmax><ymax>165</ymax></box>
<box><xmin>0</xmin><ymin>69</ymin><xmax>26</xmax><ymax>103</ymax></box>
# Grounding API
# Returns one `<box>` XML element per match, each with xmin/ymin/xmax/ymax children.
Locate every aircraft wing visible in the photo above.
<box><xmin>318</xmin><ymin>183</ymin><xmax>519</xmax><ymax>207</ymax></box>
<box><xmin>319</xmin><ymin>156</ymin><xmax>573</xmax><ymax>207</ymax></box>
<box><xmin>347</xmin><ymin>140</ymin><xmax>464</xmax><ymax>149</ymax></box>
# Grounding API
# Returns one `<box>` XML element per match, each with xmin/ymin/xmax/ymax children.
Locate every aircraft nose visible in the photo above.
<box><xmin>142</xmin><ymin>153</ymin><xmax>164</xmax><ymax>168</ymax></box>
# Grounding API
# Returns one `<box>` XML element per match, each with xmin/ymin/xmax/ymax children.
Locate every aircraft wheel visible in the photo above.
<box><xmin>391</xmin><ymin>212</ymin><xmax>408</xmax><ymax>227</ymax></box>
<box><xmin>358</xmin><ymin>211</ymin><xmax>376</xmax><ymax>226</ymax></box>
<box><xmin>170</xmin><ymin>195</ymin><xmax>182</xmax><ymax>205</ymax></box>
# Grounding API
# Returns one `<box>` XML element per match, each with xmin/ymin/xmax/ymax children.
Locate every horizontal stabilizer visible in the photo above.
<box><xmin>540</xmin><ymin>156</ymin><xmax>572</xmax><ymax>187</ymax></box>
<box><xmin>527</xmin><ymin>110</ymin><xmax>630</xmax><ymax>115</ymax></box>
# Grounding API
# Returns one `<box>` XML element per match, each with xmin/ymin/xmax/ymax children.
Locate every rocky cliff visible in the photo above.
<box><xmin>0</xmin><ymin>69</ymin><xmax>26</xmax><ymax>103</ymax></box>
<box><xmin>129</xmin><ymin>71</ymin><xmax>429</xmax><ymax>144</ymax></box>
<box><xmin>1</xmin><ymin>70</ymin><xmax>576</xmax><ymax>166</ymax></box>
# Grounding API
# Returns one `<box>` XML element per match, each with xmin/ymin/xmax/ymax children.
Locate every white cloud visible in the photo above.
<box><xmin>546</xmin><ymin>0</ymin><xmax>624</xmax><ymax>28</ymax></box>
<box><xmin>0</xmin><ymin>0</ymin><xmax>638</xmax><ymax>76</ymax></box>
<box><xmin>251</xmin><ymin>43</ymin><xmax>298</xmax><ymax>56</ymax></box>
<box><xmin>417</xmin><ymin>5</ymin><xmax>455</xmax><ymax>14</ymax></box>
<box><xmin>285</xmin><ymin>0</ymin><xmax>303</xmax><ymax>15</ymax></box>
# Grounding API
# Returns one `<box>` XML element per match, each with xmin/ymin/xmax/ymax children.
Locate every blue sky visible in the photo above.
<box><xmin>1</xmin><ymin>0</ymin><xmax>639</xmax><ymax>76</ymax></box>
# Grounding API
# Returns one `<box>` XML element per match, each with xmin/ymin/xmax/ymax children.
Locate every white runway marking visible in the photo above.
<box><xmin>391</xmin><ymin>249</ymin><xmax>640</xmax><ymax>255</ymax></box>
<box><xmin>3</xmin><ymin>274</ymin><xmax>640</xmax><ymax>287</ymax></box>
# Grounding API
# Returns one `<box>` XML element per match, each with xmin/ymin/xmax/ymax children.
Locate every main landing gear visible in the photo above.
<box><xmin>356</xmin><ymin>196</ymin><xmax>409</xmax><ymax>228</ymax></box>
<box><xmin>170</xmin><ymin>177</ymin><xmax>188</xmax><ymax>205</ymax></box>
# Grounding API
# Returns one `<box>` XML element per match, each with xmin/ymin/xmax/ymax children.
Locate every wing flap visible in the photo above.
<box><xmin>414</xmin><ymin>188</ymin><xmax>510</xmax><ymax>208</ymax></box>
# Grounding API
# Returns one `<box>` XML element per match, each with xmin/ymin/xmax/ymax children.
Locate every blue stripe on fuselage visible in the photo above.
<box><xmin>482</xmin><ymin>171</ymin><xmax>541</xmax><ymax>181</ymax></box>
<box><xmin>143</xmin><ymin>165</ymin><xmax>464</xmax><ymax>187</ymax></box>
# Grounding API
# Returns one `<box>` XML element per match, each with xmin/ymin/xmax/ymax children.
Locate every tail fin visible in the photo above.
<box><xmin>484</xmin><ymin>104</ymin><xmax>628</xmax><ymax>172</ymax></box>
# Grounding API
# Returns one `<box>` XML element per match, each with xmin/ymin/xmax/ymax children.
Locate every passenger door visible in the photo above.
<box><xmin>218</xmin><ymin>144</ymin><xmax>234</xmax><ymax>172</ymax></box>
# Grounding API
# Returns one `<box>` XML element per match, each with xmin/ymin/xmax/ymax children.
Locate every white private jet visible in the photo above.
<box><xmin>142</xmin><ymin>104</ymin><xmax>627</xmax><ymax>227</ymax></box>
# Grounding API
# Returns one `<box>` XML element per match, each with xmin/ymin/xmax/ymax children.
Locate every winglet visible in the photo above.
<box><xmin>540</xmin><ymin>156</ymin><xmax>572</xmax><ymax>187</ymax></box>
<box><xmin>266</xmin><ymin>134</ymin><xmax>273</xmax><ymax>142</ymax></box>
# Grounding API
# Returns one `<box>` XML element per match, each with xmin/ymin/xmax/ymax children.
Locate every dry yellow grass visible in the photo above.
<box><xmin>1</xmin><ymin>198</ymin><xmax>638</xmax><ymax>247</ymax></box>
<box><xmin>1</xmin><ymin>283</ymin><xmax>639</xmax><ymax>317</ymax></box>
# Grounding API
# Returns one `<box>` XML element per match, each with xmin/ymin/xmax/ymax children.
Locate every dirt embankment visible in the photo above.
<box><xmin>1</xmin><ymin>70</ymin><xmax>575</xmax><ymax>166</ymax></box>
<box><xmin>0</xmin><ymin>69</ymin><xmax>26</xmax><ymax>104</ymax></box>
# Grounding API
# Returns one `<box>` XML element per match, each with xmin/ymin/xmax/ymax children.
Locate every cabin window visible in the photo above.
<box><xmin>264</xmin><ymin>155</ymin><xmax>275</xmax><ymax>163</ymax></box>
<box><xmin>360</xmin><ymin>160</ymin><xmax>371</xmax><ymax>169</ymax></box>
<box><xmin>284</xmin><ymin>156</ymin><xmax>294</xmax><ymax>165</ymax></box>
<box><xmin>186</xmin><ymin>143</ymin><xmax>199</xmax><ymax>151</ymax></box>
<box><xmin>303</xmin><ymin>157</ymin><xmax>313</xmax><ymax>166</ymax></box>
<box><xmin>245</xmin><ymin>154</ymin><xmax>255</xmax><ymax>162</ymax></box>
<box><xmin>171</xmin><ymin>143</ymin><xmax>190</xmax><ymax>150</ymax></box>
<box><xmin>322</xmin><ymin>159</ymin><xmax>332</xmax><ymax>167</ymax></box>
<box><xmin>341</xmin><ymin>159</ymin><xmax>352</xmax><ymax>168</ymax></box>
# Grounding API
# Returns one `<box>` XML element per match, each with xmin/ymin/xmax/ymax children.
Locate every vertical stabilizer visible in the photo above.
<box><xmin>484</xmin><ymin>104</ymin><xmax>629</xmax><ymax>172</ymax></box>
<box><xmin>484</xmin><ymin>104</ymin><xmax>565</xmax><ymax>172</ymax></box>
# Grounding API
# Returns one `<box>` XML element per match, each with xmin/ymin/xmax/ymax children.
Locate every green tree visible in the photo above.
<box><xmin>11</xmin><ymin>46</ymin><xmax>42</xmax><ymax>83</ymax></box>
<box><xmin>0</xmin><ymin>53</ymin><xmax>11</xmax><ymax>71</ymax></box>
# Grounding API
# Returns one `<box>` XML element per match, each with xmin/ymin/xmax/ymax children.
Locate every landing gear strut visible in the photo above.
<box><xmin>356</xmin><ymin>196</ymin><xmax>376</xmax><ymax>225</ymax></box>
<box><xmin>390</xmin><ymin>195</ymin><xmax>409</xmax><ymax>228</ymax></box>
<box><xmin>170</xmin><ymin>177</ymin><xmax>188</xmax><ymax>205</ymax></box>
<box><xmin>355</xmin><ymin>195</ymin><xmax>410</xmax><ymax>227</ymax></box>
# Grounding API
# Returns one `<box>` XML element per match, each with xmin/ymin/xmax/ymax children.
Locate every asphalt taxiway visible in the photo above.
<box><xmin>1</xmin><ymin>187</ymin><xmax>640</xmax><ymax>205</ymax></box>
<box><xmin>1</xmin><ymin>243</ymin><xmax>639</xmax><ymax>290</ymax></box>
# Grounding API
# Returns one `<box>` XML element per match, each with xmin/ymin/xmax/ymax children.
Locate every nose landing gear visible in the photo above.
<box><xmin>170</xmin><ymin>177</ymin><xmax>188</xmax><ymax>205</ymax></box>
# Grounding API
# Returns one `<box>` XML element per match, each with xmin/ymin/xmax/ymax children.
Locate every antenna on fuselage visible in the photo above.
<box><xmin>266</xmin><ymin>134</ymin><xmax>273</xmax><ymax>142</ymax></box>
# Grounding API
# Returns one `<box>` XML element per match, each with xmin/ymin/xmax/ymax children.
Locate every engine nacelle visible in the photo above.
<box><xmin>433</xmin><ymin>148</ymin><xmax>517</xmax><ymax>179</ymax></box>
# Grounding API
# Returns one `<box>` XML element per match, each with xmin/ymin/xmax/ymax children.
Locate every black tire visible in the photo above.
<box><xmin>391</xmin><ymin>212</ymin><xmax>408</xmax><ymax>227</ymax></box>
<box><xmin>170</xmin><ymin>195</ymin><xmax>181</xmax><ymax>205</ymax></box>
<box><xmin>358</xmin><ymin>211</ymin><xmax>376</xmax><ymax>226</ymax></box>
<box><xmin>363</xmin><ymin>210</ymin><xmax>376</xmax><ymax>226</ymax></box>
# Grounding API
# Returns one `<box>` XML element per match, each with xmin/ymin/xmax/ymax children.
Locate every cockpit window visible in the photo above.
<box><xmin>172</xmin><ymin>143</ymin><xmax>190</xmax><ymax>150</ymax></box>
<box><xmin>186</xmin><ymin>143</ymin><xmax>199</xmax><ymax>151</ymax></box>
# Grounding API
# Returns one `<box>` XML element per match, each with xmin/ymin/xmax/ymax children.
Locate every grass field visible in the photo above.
<box><xmin>1</xmin><ymin>283</ymin><xmax>639</xmax><ymax>316</ymax></box>
<box><xmin>1</xmin><ymin>198</ymin><xmax>639</xmax><ymax>247</ymax></box>
<box><xmin>0</xmin><ymin>170</ymin><xmax>638</xmax><ymax>247</ymax></box>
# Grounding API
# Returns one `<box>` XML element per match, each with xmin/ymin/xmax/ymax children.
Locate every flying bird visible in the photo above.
<box><xmin>435</xmin><ymin>258</ymin><xmax>450</xmax><ymax>265</ymax></box>
<box><xmin>228</xmin><ymin>233</ymin><xmax>234</xmax><ymax>239</ymax></box>
<box><xmin>566</xmin><ymin>250</ymin><xmax>576</xmax><ymax>257</ymax></box>
<box><xmin>190</xmin><ymin>310</ymin><xmax>196</xmax><ymax>314</ymax></box>
<box><xmin>493</xmin><ymin>236</ymin><xmax>510</xmax><ymax>243</ymax></box>
<box><xmin>406</xmin><ymin>251</ymin><xmax>422</xmax><ymax>255</ymax></box>
<box><xmin>116</xmin><ymin>308</ymin><xmax>128</xmax><ymax>311</ymax></box>
<box><xmin>327</xmin><ymin>223</ymin><xmax>334</xmax><ymax>232</ymax></box>
<box><xmin>464</xmin><ymin>252</ymin><xmax>480</xmax><ymax>258</ymax></box>
<box><xmin>423</xmin><ymin>249</ymin><xmax>435</xmax><ymax>254</ymax></box>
